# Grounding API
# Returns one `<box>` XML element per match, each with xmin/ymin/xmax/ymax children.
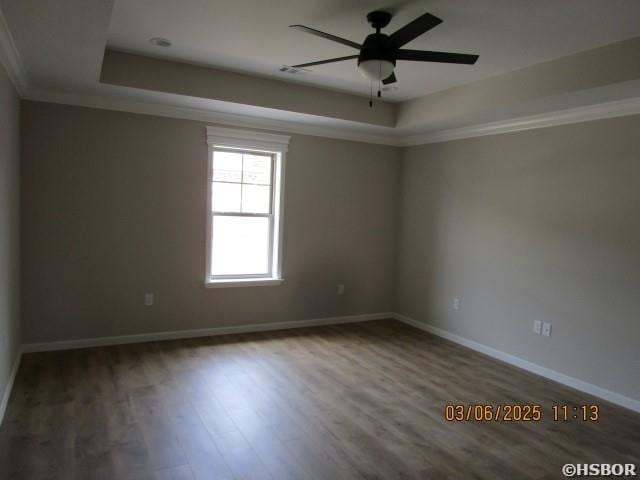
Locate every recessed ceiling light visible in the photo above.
<box><xmin>149</xmin><ymin>37</ymin><xmax>172</xmax><ymax>47</ymax></box>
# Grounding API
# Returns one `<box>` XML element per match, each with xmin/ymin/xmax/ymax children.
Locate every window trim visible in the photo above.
<box><xmin>204</xmin><ymin>127</ymin><xmax>289</xmax><ymax>288</ymax></box>
<box><xmin>210</xmin><ymin>150</ymin><xmax>276</xmax><ymax>280</ymax></box>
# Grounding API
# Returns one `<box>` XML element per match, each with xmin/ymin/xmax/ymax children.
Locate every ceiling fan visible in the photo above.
<box><xmin>289</xmin><ymin>10</ymin><xmax>479</xmax><ymax>102</ymax></box>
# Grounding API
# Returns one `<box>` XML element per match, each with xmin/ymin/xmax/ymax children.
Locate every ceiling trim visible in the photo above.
<box><xmin>25</xmin><ymin>89</ymin><xmax>403</xmax><ymax>146</ymax></box>
<box><xmin>399</xmin><ymin>96</ymin><xmax>640</xmax><ymax>146</ymax></box>
<box><xmin>26</xmin><ymin>88</ymin><xmax>640</xmax><ymax>149</ymax></box>
<box><xmin>0</xmin><ymin>7</ymin><xmax>27</xmax><ymax>96</ymax></box>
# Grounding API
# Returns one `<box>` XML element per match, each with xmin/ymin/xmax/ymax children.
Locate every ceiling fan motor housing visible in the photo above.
<box><xmin>357</xmin><ymin>33</ymin><xmax>397</xmax><ymax>67</ymax></box>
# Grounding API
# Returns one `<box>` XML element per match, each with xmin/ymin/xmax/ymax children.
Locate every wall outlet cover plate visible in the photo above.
<box><xmin>533</xmin><ymin>320</ymin><xmax>542</xmax><ymax>334</ymax></box>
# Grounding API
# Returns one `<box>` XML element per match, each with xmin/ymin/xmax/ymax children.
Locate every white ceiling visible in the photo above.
<box><xmin>107</xmin><ymin>0</ymin><xmax>640</xmax><ymax>101</ymax></box>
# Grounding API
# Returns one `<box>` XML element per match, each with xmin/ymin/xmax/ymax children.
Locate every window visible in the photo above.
<box><xmin>205</xmin><ymin>127</ymin><xmax>289</xmax><ymax>287</ymax></box>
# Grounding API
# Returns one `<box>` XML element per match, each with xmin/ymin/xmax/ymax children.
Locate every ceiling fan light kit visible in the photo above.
<box><xmin>289</xmin><ymin>10</ymin><xmax>479</xmax><ymax>105</ymax></box>
<box><xmin>358</xmin><ymin>59</ymin><xmax>394</xmax><ymax>81</ymax></box>
<box><xmin>358</xmin><ymin>11</ymin><xmax>396</xmax><ymax>82</ymax></box>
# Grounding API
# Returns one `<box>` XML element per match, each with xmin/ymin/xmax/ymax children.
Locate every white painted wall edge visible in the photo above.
<box><xmin>393</xmin><ymin>313</ymin><xmax>640</xmax><ymax>414</ymax></box>
<box><xmin>0</xmin><ymin>348</ymin><xmax>23</xmax><ymax>427</ymax></box>
<box><xmin>22</xmin><ymin>312</ymin><xmax>393</xmax><ymax>353</ymax></box>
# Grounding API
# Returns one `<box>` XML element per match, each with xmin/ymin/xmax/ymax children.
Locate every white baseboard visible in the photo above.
<box><xmin>0</xmin><ymin>348</ymin><xmax>22</xmax><ymax>426</ymax></box>
<box><xmin>393</xmin><ymin>313</ymin><xmax>640</xmax><ymax>414</ymax></box>
<box><xmin>393</xmin><ymin>313</ymin><xmax>640</xmax><ymax>412</ymax></box>
<box><xmin>18</xmin><ymin>312</ymin><xmax>640</xmax><ymax>414</ymax></box>
<box><xmin>22</xmin><ymin>312</ymin><xmax>393</xmax><ymax>353</ymax></box>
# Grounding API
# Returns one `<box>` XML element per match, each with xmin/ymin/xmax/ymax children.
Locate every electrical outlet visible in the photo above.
<box><xmin>453</xmin><ymin>298</ymin><xmax>460</xmax><ymax>310</ymax></box>
<box><xmin>144</xmin><ymin>293</ymin><xmax>154</xmax><ymax>306</ymax></box>
<box><xmin>337</xmin><ymin>284</ymin><xmax>345</xmax><ymax>295</ymax></box>
<box><xmin>542</xmin><ymin>322</ymin><xmax>552</xmax><ymax>337</ymax></box>
<box><xmin>533</xmin><ymin>320</ymin><xmax>542</xmax><ymax>335</ymax></box>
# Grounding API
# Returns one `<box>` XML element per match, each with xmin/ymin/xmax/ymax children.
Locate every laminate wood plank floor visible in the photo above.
<box><xmin>1</xmin><ymin>319</ymin><xmax>638</xmax><ymax>479</ymax></box>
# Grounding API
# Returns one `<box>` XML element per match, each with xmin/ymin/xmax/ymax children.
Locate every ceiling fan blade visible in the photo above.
<box><xmin>397</xmin><ymin>49</ymin><xmax>479</xmax><ymax>64</ymax></box>
<box><xmin>390</xmin><ymin>13</ymin><xmax>442</xmax><ymax>47</ymax></box>
<box><xmin>291</xmin><ymin>55</ymin><xmax>359</xmax><ymax>68</ymax></box>
<box><xmin>382</xmin><ymin>72</ymin><xmax>397</xmax><ymax>85</ymax></box>
<box><xmin>289</xmin><ymin>25</ymin><xmax>361</xmax><ymax>50</ymax></box>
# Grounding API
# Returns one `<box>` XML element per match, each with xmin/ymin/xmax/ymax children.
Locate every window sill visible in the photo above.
<box><xmin>205</xmin><ymin>278</ymin><xmax>284</xmax><ymax>288</ymax></box>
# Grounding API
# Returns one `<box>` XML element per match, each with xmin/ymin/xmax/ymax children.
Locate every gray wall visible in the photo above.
<box><xmin>396</xmin><ymin>115</ymin><xmax>640</xmax><ymax>401</ymax></box>
<box><xmin>18</xmin><ymin>98</ymin><xmax>640</xmax><ymax>402</ymax></box>
<box><xmin>21</xmin><ymin>101</ymin><xmax>399</xmax><ymax>343</ymax></box>
<box><xmin>0</xmin><ymin>62</ymin><xmax>20</xmax><ymax>404</ymax></box>
<box><xmin>102</xmin><ymin>50</ymin><xmax>397</xmax><ymax>128</ymax></box>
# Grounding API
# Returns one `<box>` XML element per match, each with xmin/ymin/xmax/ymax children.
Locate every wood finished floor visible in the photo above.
<box><xmin>1</xmin><ymin>319</ymin><xmax>639</xmax><ymax>480</ymax></box>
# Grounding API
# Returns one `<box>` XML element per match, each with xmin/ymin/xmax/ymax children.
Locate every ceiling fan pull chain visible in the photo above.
<box><xmin>369</xmin><ymin>80</ymin><xmax>373</xmax><ymax>107</ymax></box>
<box><xmin>377</xmin><ymin>62</ymin><xmax>382</xmax><ymax>98</ymax></box>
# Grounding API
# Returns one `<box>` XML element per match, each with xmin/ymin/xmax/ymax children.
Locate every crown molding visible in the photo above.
<box><xmin>26</xmin><ymin>89</ymin><xmax>404</xmax><ymax>146</ymax></box>
<box><xmin>24</xmin><ymin>88</ymin><xmax>640</xmax><ymax>148</ymax></box>
<box><xmin>0</xmin><ymin>7</ymin><xmax>27</xmax><ymax>96</ymax></box>
<box><xmin>400</xmin><ymin>96</ymin><xmax>640</xmax><ymax>146</ymax></box>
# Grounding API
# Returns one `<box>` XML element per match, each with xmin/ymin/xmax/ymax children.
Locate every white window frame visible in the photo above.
<box><xmin>205</xmin><ymin>126</ymin><xmax>289</xmax><ymax>288</ymax></box>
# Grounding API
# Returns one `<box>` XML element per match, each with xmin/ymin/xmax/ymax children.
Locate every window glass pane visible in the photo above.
<box><xmin>212</xmin><ymin>182</ymin><xmax>241</xmax><ymax>212</ymax></box>
<box><xmin>243</xmin><ymin>154</ymin><xmax>272</xmax><ymax>185</ymax></box>
<box><xmin>213</xmin><ymin>151</ymin><xmax>242</xmax><ymax>182</ymax></box>
<box><xmin>242</xmin><ymin>184</ymin><xmax>271</xmax><ymax>214</ymax></box>
<box><xmin>211</xmin><ymin>216</ymin><xmax>270</xmax><ymax>275</ymax></box>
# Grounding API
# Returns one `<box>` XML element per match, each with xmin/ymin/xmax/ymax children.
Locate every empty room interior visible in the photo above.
<box><xmin>1</xmin><ymin>0</ymin><xmax>640</xmax><ymax>478</ymax></box>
